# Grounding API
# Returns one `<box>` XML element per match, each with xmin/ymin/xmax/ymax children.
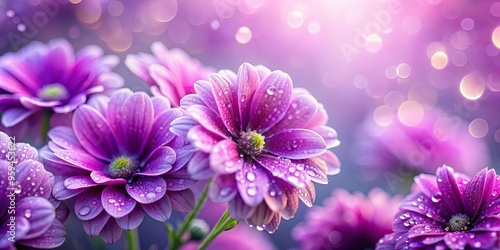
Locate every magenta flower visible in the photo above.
<box><xmin>125</xmin><ymin>42</ymin><xmax>214</xmax><ymax>107</ymax></box>
<box><xmin>41</xmin><ymin>89</ymin><xmax>196</xmax><ymax>243</ymax></box>
<box><xmin>175</xmin><ymin>63</ymin><xmax>340</xmax><ymax>232</ymax></box>
<box><xmin>0</xmin><ymin>38</ymin><xmax>123</xmax><ymax>140</ymax></box>
<box><xmin>293</xmin><ymin>188</ymin><xmax>401</xmax><ymax>250</ymax></box>
<box><xmin>377</xmin><ymin>166</ymin><xmax>500</xmax><ymax>249</ymax></box>
<box><xmin>0</xmin><ymin>132</ymin><xmax>67</xmax><ymax>249</ymax></box>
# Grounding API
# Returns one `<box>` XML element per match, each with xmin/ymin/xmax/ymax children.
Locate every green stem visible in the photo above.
<box><xmin>168</xmin><ymin>178</ymin><xmax>212</xmax><ymax>250</ymax></box>
<box><xmin>197</xmin><ymin>209</ymin><xmax>236</xmax><ymax>250</ymax></box>
<box><xmin>125</xmin><ymin>229</ymin><xmax>141</xmax><ymax>250</ymax></box>
<box><xmin>41</xmin><ymin>111</ymin><xmax>51</xmax><ymax>143</ymax></box>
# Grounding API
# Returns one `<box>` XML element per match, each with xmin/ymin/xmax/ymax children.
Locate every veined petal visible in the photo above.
<box><xmin>168</xmin><ymin>189</ymin><xmax>195</xmax><ymax>212</ymax></box>
<box><xmin>210</xmin><ymin>139</ymin><xmax>243</xmax><ymax>174</ymax></box>
<box><xmin>186</xmin><ymin>105</ymin><xmax>229</xmax><ymax>139</ymax></box>
<box><xmin>235</xmin><ymin>161</ymin><xmax>269</xmax><ymax>207</ymax></box>
<box><xmin>436</xmin><ymin>166</ymin><xmax>464</xmax><ymax>215</ymax></box>
<box><xmin>54</xmin><ymin>150</ymin><xmax>106</xmax><ymax>171</ymax></box>
<box><xmin>237</xmin><ymin>63</ymin><xmax>260</xmax><ymax>130</ymax></box>
<box><xmin>75</xmin><ymin>189</ymin><xmax>105</xmax><ymax>221</ymax></box>
<box><xmin>255</xmin><ymin>155</ymin><xmax>310</xmax><ymax>188</ymax></box>
<box><xmin>187</xmin><ymin>125</ymin><xmax>220</xmax><ymax>153</ymax></box>
<box><xmin>101</xmin><ymin>185</ymin><xmax>137</xmax><ymax>218</ymax></box>
<box><xmin>115</xmin><ymin>206</ymin><xmax>144</xmax><ymax>230</ymax></box>
<box><xmin>140</xmin><ymin>146</ymin><xmax>175</xmax><ymax>176</ymax></box>
<box><xmin>209</xmin><ymin>73</ymin><xmax>239</xmax><ymax>136</ymax></box>
<box><xmin>264</xmin><ymin>129</ymin><xmax>327</xmax><ymax>159</ymax></box>
<box><xmin>145</xmin><ymin>109</ymin><xmax>182</xmax><ymax>153</ymax></box>
<box><xmin>99</xmin><ymin>219</ymin><xmax>122</xmax><ymax>244</ymax></box>
<box><xmin>16</xmin><ymin>197</ymin><xmax>55</xmax><ymax>239</ymax></box>
<box><xmin>209</xmin><ymin>174</ymin><xmax>238</xmax><ymax>203</ymax></box>
<box><xmin>142</xmin><ymin>194</ymin><xmax>172</xmax><ymax>222</ymax></box>
<box><xmin>229</xmin><ymin>194</ymin><xmax>256</xmax><ymax>220</ymax></box>
<box><xmin>265</xmin><ymin>94</ymin><xmax>318</xmax><ymax>135</ymax></box>
<box><xmin>126</xmin><ymin>176</ymin><xmax>167</xmax><ymax>204</ymax></box>
<box><xmin>119</xmin><ymin>92</ymin><xmax>154</xmax><ymax>155</ymax></box>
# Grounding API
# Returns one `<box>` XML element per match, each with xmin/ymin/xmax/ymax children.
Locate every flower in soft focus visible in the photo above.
<box><xmin>0</xmin><ymin>132</ymin><xmax>68</xmax><ymax>249</ymax></box>
<box><xmin>174</xmin><ymin>63</ymin><xmax>340</xmax><ymax>232</ymax></box>
<box><xmin>41</xmin><ymin>89</ymin><xmax>197</xmax><ymax>243</ymax></box>
<box><xmin>377</xmin><ymin>166</ymin><xmax>500</xmax><ymax>250</ymax></box>
<box><xmin>180</xmin><ymin>200</ymin><xmax>276</xmax><ymax>250</ymax></box>
<box><xmin>358</xmin><ymin>107</ymin><xmax>488</xmax><ymax>179</ymax></box>
<box><xmin>292</xmin><ymin>188</ymin><xmax>401</xmax><ymax>250</ymax></box>
<box><xmin>0</xmin><ymin>38</ymin><xmax>123</xmax><ymax>143</ymax></box>
<box><xmin>125</xmin><ymin>42</ymin><xmax>214</xmax><ymax>107</ymax></box>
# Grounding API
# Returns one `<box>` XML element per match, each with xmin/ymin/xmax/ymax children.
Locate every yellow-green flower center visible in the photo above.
<box><xmin>446</xmin><ymin>213</ymin><xmax>470</xmax><ymax>232</ymax></box>
<box><xmin>108</xmin><ymin>156</ymin><xmax>137</xmax><ymax>179</ymax></box>
<box><xmin>239</xmin><ymin>131</ymin><xmax>265</xmax><ymax>157</ymax></box>
<box><xmin>38</xmin><ymin>83</ymin><xmax>69</xmax><ymax>101</ymax></box>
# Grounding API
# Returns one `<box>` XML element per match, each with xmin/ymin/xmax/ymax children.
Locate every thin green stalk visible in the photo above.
<box><xmin>168</xmin><ymin>178</ymin><xmax>212</xmax><ymax>250</ymax></box>
<box><xmin>41</xmin><ymin>111</ymin><xmax>51</xmax><ymax>142</ymax></box>
<box><xmin>125</xmin><ymin>229</ymin><xmax>141</xmax><ymax>250</ymax></box>
<box><xmin>197</xmin><ymin>209</ymin><xmax>237</xmax><ymax>250</ymax></box>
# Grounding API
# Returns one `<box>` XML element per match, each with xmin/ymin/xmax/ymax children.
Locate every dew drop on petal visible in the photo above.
<box><xmin>492</xmin><ymin>190</ymin><xmax>498</xmax><ymax>197</ymax></box>
<box><xmin>431</xmin><ymin>193</ymin><xmax>442</xmax><ymax>203</ymax></box>
<box><xmin>155</xmin><ymin>186</ymin><xmax>162</xmax><ymax>193</ymax></box>
<box><xmin>266</xmin><ymin>86</ymin><xmax>276</xmax><ymax>95</ymax></box>
<box><xmin>247</xmin><ymin>186</ymin><xmax>257</xmax><ymax>196</ymax></box>
<box><xmin>146</xmin><ymin>192</ymin><xmax>157</xmax><ymax>199</ymax></box>
<box><xmin>246</xmin><ymin>172</ymin><xmax>256</xmax><ymax>181</ymax></box>
<box><xmin>79</xmin><ymin>206</ymin><xmax>91</xmax><ymax>216</ymax></box>
<box><xmin>108</xmin><ymin>198</ymin><xmax>116</xmax><ymax>204</ymax></box>
<box><xmin>24</xmin><ymin>209</ymin><xmax>32</xmax><ymax>218</ymax></box>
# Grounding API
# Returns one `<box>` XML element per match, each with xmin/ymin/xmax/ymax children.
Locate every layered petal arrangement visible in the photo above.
<box><xmin>377</xmin><ymin>166</ymin><xmax>500</xmax><ymax>249</ymax></box>
<box><xmin>125</xmin><ymin>42</ymin><xmax>214</xmax><ymax>107</ymax></box>
<box><xmin>0</xmin><ymin>38</ymin><xmax>123</xmax><ymax>141</ymax></box>
<box><xmin>293</xmin><ymin>188</ymin><xmax>400</xmax><ymax>250</ymax></box>
<box><xmin>0</xmin><ymin>132</ymin><xmax>67</xmax><ymax>249</ymax></box>
<box><xmin>175</xmin><ymin>63</ymin><xmax>340</xmax><ymax>232</ymax></box>
<box><xmin>41</xmin><ymin>89</ymin><xmax>196</xmax><ymax>243</ymax></box>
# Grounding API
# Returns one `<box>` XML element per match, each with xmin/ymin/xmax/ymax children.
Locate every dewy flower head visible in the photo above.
<box><xmin>41</xmin><ymin>89</ymin><xmax>197</xmax><ymax>243</ymax></box>
<box><xmin>0</xmin><ymin>132</ymin><xmax>67</xmax><ymax>249</ymax></box>
<box><xmin>125</xmin><ymin>42</ymin><xmax>214</xmax><ymax>107</ymax></box>
<box><xmin>174</xmin><ymin>63</ymin><xmax>340</xmax><ymax>232</ymax></box>
<box><xmin>293</xmin><ymin>188</ymin><xmax>401</xmax><ymax>250</ymax></box>
<box><xmin>377</xmin><ymin>166</ymin><xmax>500</xmax><ymax>250</ymax></box>
<box><xmin>0</xmin><ymin>38</ymin><xmax>123</xmax><ymax>135</ymax></box>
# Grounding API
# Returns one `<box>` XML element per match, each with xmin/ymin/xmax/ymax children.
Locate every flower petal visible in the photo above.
<box><xmin>436</xmin><ymin>166</ymin><xmax>464</xmax><ymax>215</ymax></box>
<box><xmin>187</xmin><ymin>125</ymin><xmax>220</xmax><ymax>153</ymax></box>
<box><xmin>187</xmin><ymin>152</ymin><xmax>213</xmax><ymax>180</ymax></box>
<box><xmin>209</xmin><ymin>73</ymin><xmax>239</xmax><ymax>136</ymax></box>
<box><xmin>265</xmin><ymin>94</ymin><xmax>318</xmax><ymax>135</ymax></box>
<box><xmin>414</xmin><ymin>173</ymin><xmax>440</xmax><ymax>198</ymax></box>
<box><xmin>255</xmin><ymin>155</ymin><xmax>310</xmax><ymax>188</ymax></box>
<box><xmin>73</xmin><ymin>105</ymin><xmax>118</xmax><ymax>161</ymax></box>
<box><xmin>65</xmin><ymin>175</ymin><xmax>99</xmax><ymax>189</ymax></box>
<box><xmin>106</xmin><ymin>88</ymin><xmax>133</xmax><ymax>145</ymax></box>
<box><xmin>151</xmin><ymin>96</ymin><xmax>171</xmax><ymax>117</ymax></box>
<box><xmin>2</xmin><ymin>108</ymin><xmax>34</xmax><ymax>127</ymax></box>
<box><xmin>19</xmin><ymin>220</ymin><xmax>66</xmax><ymax>249</ymax></box>
<box><xmin>464</xmin><ymin>168</ymin><xmax>489</xmax><ymax>218</ymax></box>
<box><xmin>170</xmin><ymin>116</ymin><xmax>198</xmax><ymax>138</ymax></box>
<box><xmin>264</xmin><ymin>129</ymin><xmax>327</xmax><ymax>159</ymax></box>
<box><xmin>210</xmin><ymin>139</ymin><xmax>243</xmax><ymax>174</ymax></box>
<box><xmin>264</xmin><ymin>178</ymin><xmax>288</xmax><ymax>213</ymax></box>
<box><xmin>249</xmin><ymin>71</ymin><xmax>293</xmax><ymax>133</ymax></box>
<box><xmin>142</xmin><ymin>194</ymin><xmax>172</xmax><ymax>222</ymax></box>
<box><xmin>165</xmin><ymin>176</ymin><xmax>197</xmax><ymax>191</ymax></box>
<box><xmin>235</xmin><ymin>162</ymin><xmax>269</xmax><ymax>207</ymax></box>
<box><xmin>82</xmin><ymin>211</ymin><xmax>110</xmax><ymax>236</ymax></box>
<box><xmin>315</xmin><ymin>151</ymin><xmax>341</xmax><ymax>175</ymax></box>
<box><xmin>115</xmin><ymin>206</ymin><xmax>144</xmax><ymax>230</ymax></box>
<box><xmin>228</xmin><ymin>194</ymin><xmax>256</xmax><ymax>220</ymax></box>
<box><xmin>209</xmin><ymin>174</ymin><xmax>238</xmax><ymax>203</ymax></box>
<box><xmin>246</xmin><ymin>202</ymin><xmax>275</xmax><ymax>226</ymax></box>
<box><xmin>48</xmin><ymin>126</ymin><xmax>84</xmax><ymax>152</ymax></box>
<box><xmin>146</xmin><ymin>109</ymin><xmax>182</xmax><ymax>153</ymax></box>
<box><xmin>443</xmin><ymin>232</ymin><xmax>468</xmax><ymax>249</ymax></box>
<box><xmin>126</xmin><ymin>176</ymin><xmax>166</xmax><ymax>204</ymax></box>
<box><xmin>170</xmin><ymin>145</ymin><xmax>197</xmax><ymax>173</ymax></box>
<box><xmin>311</xmin><ymin>126</ymin><xmax>340</xmax><ymax>148</ymax></box>
<box><xmin>296</xmin><ymin>180</ymin><xmax>316</xmax><ymax>207</ymax></box>
<box><xmin>140</xmin><ymin>146</ymin><xmax>175</xmax><ymax>176</ymax></box>
<box><xmin>120</xmin><ymin>92</ymin><xmax>154</xmax><ymax>154</ymax></box>
<box><xmin>17</xmin><ymin>197</ymin><xmax>55</xmax><ymax>239</ymax></box>
<box><xmin>168</xmin><ymin>189</ymin><xmax>195</xmax><ymax>212</ymax></box>
<box><xmin>187</xmin><ymin>105</ymin><xmax>229</xmax><ymax>138</ymax></box>
<box><xmin>52</xmin><ymin>179</ymin><xmax>87</xmax><ymax>200</ymax></box>
<box><xmin>237</xmin><ymin>63</ymin><xmax>260</xmax><ymax>130</ymax></box>
<box><xmin>293</xmin><ymin>158</ymin><xmax>328</xmax><ymax>184</ymax></box>
<box><xmin>15</xmin><ymin>160</ymin><xmax>53</xmax><ymax>199</ymax></box>
<box><xmin>466</xmin><ymin>232</ymin><xmax>497</xmax><ymax>249</ymax></box>
<box><xmin>75</xmin><ymin>189</ymin><xmax>104</xmax><ymax>221</ymax></box>
<box><xmin>194</xmin><ymin>80</ymin><xmax>218</xmax><ymax>113</ymax></box>
<box><xmin>54</xmin><ymin>150</ymin><xmax>106</xmax><ymax>172</ymax></box>
<box><xmin>101</xmin><ymin>185</ymin><xmax>137</xmax><ymax>218</ymax></box>
<box><xmin>99</xmin><ymin>219</ymin><xmax>122</xmax><ymax>244</ymax></box>
<box><xmin>90</xmin><ymin>171</ymin><xmax>127</xmax><ymax>185</ymax></box>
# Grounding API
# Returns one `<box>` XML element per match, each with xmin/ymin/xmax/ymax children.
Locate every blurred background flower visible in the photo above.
<box><xmin>0</xmin><ymin>0</ymin><xmax>499</xmax><ymax>249</ymax></box>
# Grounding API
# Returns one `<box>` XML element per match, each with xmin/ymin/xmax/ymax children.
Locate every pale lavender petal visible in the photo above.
<box><xmin>180</xmin><ymin>94</ymin><xmax>205</xmax><ymax>108</ymax></box>
<box><xmin>235</xmin><ymin>161</ymin><xmax>269</xmax><ymax>207</ymax></box>
<box><xmin>209</xmin><ymin>73</ymin><xmax>239</xmax><ymax>136</ymax></box>
<box><xmin>82</xmin><ymin>211</ymin><xmax>110</xmax><ymax>236</ymax></box>
<box><xmin>99</xmin><ymin>219</ymin><xmax>122</xmax><ymax>244</ymax></box>
<box><xmin>115</xmin><ymin>206</ymin><xmax>144</xmax><ymax>230</ymax></box>
<box><xmin>262</xmin><ymin>214</ymin><xmax>281</xmax><ymax>234</ymax></box>
<box><xmin>293</xmin><ymin>158</ymin><xmax>328</xmax><ymax>184</ymax></box>
<box><xmin>194</xmin><ymin>80</ymin><xmax>218</xmax><ymax>112</ymax></box>
<box><xmin>120</xmin><ymin>92</ymin><xmax>154</xmax><ymax>154</ymax></box>
<box><xmin>443</xmin><ymin>232</ymin><xmax>468</xmax><ymax>249</ymax></box>
<box><xmin>414</xmin><ymin>173</ymin><xmax>440</xmax><ymax>198</ymax></box>
<box><xmin>313</xmin><ymin>150</ymin><xmax>341</xmax><ymax>175</ymax></box>
<box><xmin>139</xmin><ymin>146</ymin><xmax>175</xmax><ymax>176</ymax></box>
<box><xmin>209</xmin><ymin>174</ymin><xmax>238</xmax><ymax>203</ymax></box>
<box><xmin>106</xmin><ymin>88</ymin><xmax>133</xmax><ymax>146</ymax></box>
<box><xmin>170</xmin><ymin>145</ymin><xmax>197</xmax><ymax>172</ymax></box>
<box><xmin>54</xmin><ymin>150</ymin><xmax>106</xmax><ymax>171</ymax></box>
<box><xmin>264</xmin><ymin>178</ymin><xmax>288</xmax><ymax>212</ymax></box>
<box><xmin>264</xmin><ymin>129</ymin><xmax>327</xmax><ymax>159</ymax></box>
<box><xmin>311</xmin><ymin>126</ymin><xmax>340</xmax><ymax>148</ymax></box>
<box><xmin>255</xmin><ymin>155</ymin><xmax>309</xmax><ymax>188</ymax></box>
<box><xmin>90</xmin><ymin>171</ymin><xmax>127</xmax><ymax>185</ymax></box>
<box><xmin>86</xmin><ymin>94</ymin><xmax>110</xmax><ymax>117</ymax></box>
<box><xmin>146</xmin><ymin>109</ymin><xmax>182</xmax><ymax>153</ymax></box>
<box><xmin>168</xmin><ymin>189</ymin><xmax>195</xmax><ymax>212</ymax></box>
<box><xmin>237</xmin><ymin>63</ymin><xmax>260</xmax><ymax>130</ymax></box>
<box><xmin>15</xmin><ymin>160</ymin><xmax>53</xmax><ymax>199</ymax></box>
<box><xmin>187</xmin><ymin>105</ymin><xmax>229</xmax><ymax>138</ymax></box>
<box><xmin>229</xmin><ymin>194</ymin><xmax>256</xmax><ymax>220</ymax></box>
<box><xmin>249</xmin><ymin>71</ymin><xmax>293</xmax><ymax>133</ymax></box>
<box><xmin>165</xmin><ymin>176</ymin><xmax>197</xmax><ymax>191</ymax></box>
<box><xmin>187</xmin><ymin>125</ymin><xmax>220</xmax><ymax>153</ymax></box>
<box><xmin>170</xmin><ymin>116</ymin><xmax>198</xmax><ymax>138</ymax></box>
<box><xmin>52</xmin><ymin>180</ymin><xmax>87</xmax><ymax>200</ymax></box>
<box><xmin>210</xmin><ymin>139</ymin><xmax>243</xmax><ymax>174</ymax></box>
<box><xmin>142</xmin><ymin>194</ymin><xmax>172</xmax><ymax>222</ymax></box>
<box><xmin>64</xmin><ymin>175</ymin><xmax>99</xmax><ymax>189</ymax></box>
<box><xmin>187</xmin><ymin>152</ymin><xmax>213</xmax><ymax>180</ymax></box>
<box><xmin>53</xmin><ymin>93</ymin><xmax>87</xmax><ymax>113</ymax></box>
<box><xmin>101</xmin><ymin>185</ymin><xmax>137</xmax><ymax>218</ymax></box>
<box><xmin>20</xmin><ymin>96</ymin><xmax>61</xmax><ymax>108</ymax></box>
<box><xmin>151</xmin><ymin>96</ymin><xmax>171</xmax><ymax>117</ymax></box>
<box><xmin>19</xmin><ymin>220</ymin><xmax>66</xmax><ymax>249</ymax></box>
<box><xmin>47</xmin><ymin>126</ymin><xmax>84</xmax><ymax>152</ymax></box>
<box><xmin>126</xmin><ymin>176</ymin><xmax>166</xmax><ymax>204</ymax></box>
<box><xmin>17</xmin><ymin>197</ymin><xmax>55</xmax><ymax>239</ymax></box>
<box><xmin>150</xmin><ymin>64</ymin><xmax>182</xmax><ymax>106</ymax></box>
<box><xmin>75</xmin><ymin>189</ymin><xmax>104</xmax><ymax>221</ymax></box>
<box><xmin>125</xmin><ymin>53</ymin><xmax>156</xmax><ymax>85</ymax></box>
<box><xmin>2</xmin><ymin>108</ymin><xmax>35</xmax><ymax>127</ymax></box>
<box><xmin>464</xmin><ymin>168</ymin><xmax>488</xmax><ymax>218</ymax></box>
<box><xmin>265</xmin><ymin>94</ymin><xmax>318</xmax><ymax>135</ymax></box>
<box><xmin>296</xmin><ymin>180</ymin><xmax>316</xmax><ymax>207</ymax></box>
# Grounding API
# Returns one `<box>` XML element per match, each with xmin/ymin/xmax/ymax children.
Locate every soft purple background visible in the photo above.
<box><xmin>1</xmin><ymin>0</ymin><xmax>499</xmax><ymax>249</ymax></box>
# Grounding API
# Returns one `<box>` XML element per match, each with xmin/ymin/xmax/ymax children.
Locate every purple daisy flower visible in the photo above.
<box><xmin>175</xmin><ymin>63</ymin><xmax>340</xmax><ymax>232</ymax></box>
<box><xmin>125</xmin><ymin>42</ymin><xmax>214</xmax><ymax>107</ymax></box>
<box><xmin>377</xmin><ymin>166</ymin><xmax>500</xmax><ymax>249</ymax></box>
<box><xmin>0</xmin><ymin>38</ymin><xmax>123</xmax><ymax>141</ymax></box>
<box><xmin>0</xmin><ymin>131</ymin><xmax>68</xmax><ymax>249</ymax></box>
<box><xmin>293</xmin><ymin>188</ymin><xmax>401</xmax><ymax>250</ymax></box>
<box><xmin>41</xmin><ymin>89</ymin><xmax>197</xmax><ymax>243</ymax></box>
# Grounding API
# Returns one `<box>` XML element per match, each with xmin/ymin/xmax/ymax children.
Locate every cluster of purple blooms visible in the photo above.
<box><xmin>1</xmin><ymin>38</ymin><xmax>500</xmax><ymax>250</ymax></box>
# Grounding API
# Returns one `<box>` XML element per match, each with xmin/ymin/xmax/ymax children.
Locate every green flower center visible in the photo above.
<box><xmin>108</xmin><ymin>156</ymin><xmax>137</xmax><ymax>179</ymax></box>
<box><xmin>37</xmin><ymin>83</ymin><xmax>69</xmax><ymax>101</ymax></box>
<box><xmin>238</xmin><ymin>131</ymin><xmax>265</xmax><ymax>157</ymax></box>
<box><xmin>446</xmin><ymin>213</ymin><xmax>470</xmax><ymax>232</ymax></box>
